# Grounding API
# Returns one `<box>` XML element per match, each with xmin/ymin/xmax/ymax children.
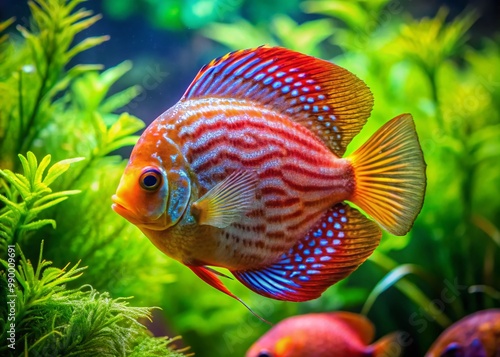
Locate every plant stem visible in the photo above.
<box><xmin>427</xmin><ymin>66</ymin><xmax>445</xmax><ymax>132</ymax></box>
<box><xmin>369</xmin><ymin>251</ymin><xmax>453</xmax><ymax>328</ymax></box>
<box><xmin>17</xmin><ymin>23</ymin><xmax>56</xmax><ymax>162</ymax></box>
<box><xmin>18</xmin><ymin>60</ymin><xmax>50</xmax><ymax>157</ymax></box>
<box><xmin>460</xmin><ymin>124</ymin><xmax>478</xmax><ymax>312</ymax></box>
<box><xmin>18</xmin><ymin>68</ymin><xmax>24</xmax><ymax>143</ymax></box>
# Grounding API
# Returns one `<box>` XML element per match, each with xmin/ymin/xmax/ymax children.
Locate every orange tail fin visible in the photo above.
<box><xmin>348</xmin><ymin>114</ymin><xmax>426</xmax><ymax>236</ymax></box>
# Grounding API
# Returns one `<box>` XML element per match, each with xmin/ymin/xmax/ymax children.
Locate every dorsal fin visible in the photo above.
<box><xmin>330</xmin><ymin>311</ymin><xmax>375</xmax><ymax>344</ymax></box>
<box><xmin>182</xmin><ymin>46</ymin><xmax>374</xmax><ymax>156</ymax></box>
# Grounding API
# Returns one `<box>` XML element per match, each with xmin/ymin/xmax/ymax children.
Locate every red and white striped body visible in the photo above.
<box><xmin>143</xmin><ymin>97</ymin><xmax>354</xmax><ymax>270</ymax></box>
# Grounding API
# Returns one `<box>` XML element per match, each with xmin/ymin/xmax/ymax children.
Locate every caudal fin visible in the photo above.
<box><xmin>348</xmin><ymin>114</ymin><xmax>426</xmax><ymax>236</ymax></box>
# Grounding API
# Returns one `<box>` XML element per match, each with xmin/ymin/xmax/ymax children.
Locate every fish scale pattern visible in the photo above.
<box><xmin>113</xmin><ymin>45</ymin><xmax>425</xmax><ymax>307</ymax></box>
<box><xmin>233</xmin><ymin>202</ymin><xmax>381</xmax><ymax>301</ymax></box>
<box><xmin>182</xmin><ymin>46</ymin><xmax>374</xmax><ymax>157</ymax></box>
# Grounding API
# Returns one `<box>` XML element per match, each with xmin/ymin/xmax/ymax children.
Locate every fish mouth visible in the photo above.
<box><xmin>111</xmin><ymin>194</ymin><xmax>145</xmax><ymax>226</ymax></box>
<box><xmin>111</xmin><ymin>195</ymin><xmax>168</xmax><ymax>231</ymax></box>
<box><xmin>111</xmin><ymin>195</ymin><xmax>134</xmax><ymax>220</ymax></box>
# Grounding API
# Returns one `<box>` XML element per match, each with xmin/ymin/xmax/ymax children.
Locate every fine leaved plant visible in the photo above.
<box><xmin>0</xmin><ymin>152</ymin><xmax>82</xmax><ymax>252</ymax></box>
<box><xmin>0</xmin><ymin>153</ymin><xmax>188</xmax><ymax>356</ymax></box>
<box><xmin>0</xmin><ymin>242</ymin><xmax>188</xmax><ymax>356</ymax></box>
<box><xmin>1</xmin><ymin>1</ymin><xmax>189</xmax><ymax>355</ymax></box>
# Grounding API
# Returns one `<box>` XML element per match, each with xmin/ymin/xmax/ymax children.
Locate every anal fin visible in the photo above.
<box><xmin>233</xmin><ymin>203</ymin><xmax>381</xmax><ymax>302</ymax></box>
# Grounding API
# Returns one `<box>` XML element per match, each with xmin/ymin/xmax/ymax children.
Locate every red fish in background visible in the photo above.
<box><xmin>246</xmin><ymin>311</ymin><xmax>402</xmax><ymax>357</ymax></box>
<box><xmin>112</xmin><ymin>46</ymin><xmax>426</xmax><ymax>308</ymax></box>
<box><xmin>426</xmin><ymin>309</ymin><xmax>500</xmax><ymax>357</ymax></box>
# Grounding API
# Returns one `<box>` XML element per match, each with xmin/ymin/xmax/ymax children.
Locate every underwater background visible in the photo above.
<box><xmin>0</xmin><ymin>0</ymin><xmax>499</xmax><ymax>356</ymax></box>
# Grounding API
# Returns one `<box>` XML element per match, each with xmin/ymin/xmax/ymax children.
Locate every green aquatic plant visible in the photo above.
<box><xmin>301</xmin><ymin>0</ymin><xmax>390</xmax><ymax>52</ymax></box>
<box><xmin>0</xmin><ymin>0</ymin><xmax>177</xmax><ymax>302</ymax></box>
<box><xmin>0</xmin><ymin>152</ymin><xmax>81</xmax><ymax>253</ymax></box>
<box><xmin>203</xmin><ymin>15</ymin><xmax>334</xmax><ymax>57</ymax></box>
<box><xmin>0</xmin><ymin>153</ymin><xmax>187</xmax><ymax>356</ymax></box>
<box><xmin>0</xmin><ymin>242</ymin><xmax>186</xmax><ymax>356</ymax></box>
<box><xmin>0</xmin><ymin>1</ymin><xmax>189</xmax><ymax>356</ymax></box>
<box><xmin>392</xmin><ymin>7</ymin><xmax>478</xmax><ymax>130</ymax></box>
<box><xmin>0</xmin><ymin>0</ymin><xmax>109</xmax><ymax>170</ymax></box>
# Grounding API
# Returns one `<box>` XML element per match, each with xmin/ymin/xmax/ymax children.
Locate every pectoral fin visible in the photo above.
<box><xmin>191</xmin><ymin>170</ymin><xmax>258</xmax><ymax>228</ymax></box>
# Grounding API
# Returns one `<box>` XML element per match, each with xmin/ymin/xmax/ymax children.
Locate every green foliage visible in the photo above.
<box><xmin>394</xmin><ymin>8</ymin><xmax>478</xmax><ymax>77</ymax></box>
<box><xmin>203</xmin><ymin>15</ymin><xmax>334</xmax><ymax>57</ymax></box>
<box><xmin>0</xmin><ymin>18</ymin><xmax>15</xmax><ymax>48</ymax></box>
<box><xmin>0</xmin><ymin>1</ymin><xmax>188</xmax><ymax>356</ymax></box>
<box><xmin>0</xmin><ymin>153</ymin><xmax>186</xmax><ymax>356</ymax></box>
<box><xmin>0</xmin><ymin>0</ymin><xmax>174</xmax><ymax>303</ymax></box>
<box><xmin>0</xmin><ymin>0</ymin><xmax>109</xmax><ymax>169</ymax></box>
<box><xmin>0</xmin><ymin>152</ymin><xmax>81</xmax><ymax>254</ymax></box>
<box><xmin>101</xmin><ymin>0</ymin><xmax>301</xmax><ymax>31</ymax></box>
<box><xmin>0</xmin><ymin>242</ymin><xmax>185</xmax><ymax>356</ymax></box>
<box><xmin>361</xmin><ymin>255</ymin><xmax>451</xmax><ymax>327</ymax></box>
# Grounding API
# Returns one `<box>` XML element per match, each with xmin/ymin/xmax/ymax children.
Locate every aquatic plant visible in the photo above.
<box><xmin>0</xmin><ymin>244</ymin><xmax>185</xmax><ymax>357</ymax></box>
<box><xmin>0</xmin><ymin>153</ymin><xmax>187</xmax><ymax>356</ymax></box>
<box><xmin>101</xmin><ymin>0</ymin><xmax>301</xmax><ymax>31</ymax></box>
<box><xmin>0</xmin><ymin>0</ymin><xmax>177</xmax><ymax>300</ymax></box>
<box><xmin>0</xmin><ymin>152</ymin><xmax>81</xmax><ymax>253</ymax></box>
<box><xmin>203</xmin><ymin>15</ymin><xmax>334</xmax><ymax>57</ymax></box>
<box><xmin>0</xmin><ymin>1</ymin><xmax>189</xmax><ymax>356</ymax></box>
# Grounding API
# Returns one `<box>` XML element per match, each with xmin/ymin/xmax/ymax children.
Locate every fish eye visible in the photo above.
<box><xmin>257</xmin><ymin>351</ymin><xmax>273</xmax><ymax>357</ymax></box>
<box><xmin>139</xmin><ymin>168</ymin><xmax>162</xmax><ymax>191</ymax></box>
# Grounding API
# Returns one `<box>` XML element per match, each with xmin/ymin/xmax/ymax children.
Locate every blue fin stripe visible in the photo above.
<box><xmin>260</xmin><ymin>270</ymin><xmax>295</xmax><ymax>291</ymax></box>
<box><xmin>265</xmin><ymin>268</ymin><xmax>301</xmax><ymax>287</ymax></box>
<box><xmin>203</xmin><ymin>69</ymin><xmax>225</xmax><ymax>96</ymax></box>
<box><xmin>244</xmin><ymin>59</ymin><xmax>274</xmax><ymax>79</ymax></box>
<box><xmin>197</xmin><ymin>67</ymin><xmax>217</xmax><ymax>96</ymax></box>
<box><xmin>221</xmin><ymin>51</ymin><xmax>256</xmax><ymax>77</ymax></box>
<box><xmin>233</xmin><ymin>203</ymin><xmax>382</xmax><ymax>301</ymax></box>
<box><xmin>220</xmin><ymin>77</ymin><xmax>243</xmax><ymax>96</ymax></box>
<box><xmin>234</xmin><ymin>57</ymin><xmax>261</xmax><ymax>77</ymax></box>
<box><xmin>238</xmin><ymin>270</ymin><xmax>297</xmax><ymax>297</ymax></box>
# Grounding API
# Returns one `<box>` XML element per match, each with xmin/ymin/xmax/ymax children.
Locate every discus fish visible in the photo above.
<box><xmin>246</xmin><ymin>311</ymin><xmax>402</xmax><ymax>357</ymax></box>
<box><xmin>112</xmin><ymin>46</ymin><xmax>426</xmax><ymax>308</ymax></box>
<box><xmin>426</xmin><ymin>309</ymin><xmax>500</xmax><ymax>357</ymax></box>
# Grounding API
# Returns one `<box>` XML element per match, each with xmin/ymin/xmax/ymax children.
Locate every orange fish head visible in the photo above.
<box><xmin>112</xmin><ymin>162</ymin><xmax>170</xmax><ymax>231</ymax></box>
<box><xmin>112</xmin><ymin>128</ymin><xmax>193</xmax><ymax>233</ymax></box>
